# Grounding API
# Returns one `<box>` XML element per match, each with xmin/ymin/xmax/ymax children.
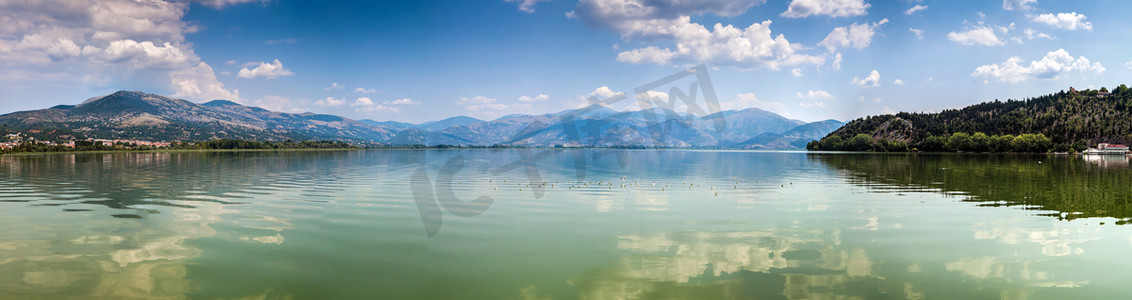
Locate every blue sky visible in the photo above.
<box><xmin>0</xmin><ymin>0</ymin><xmax>1128</xmax><ymax>123</ymax></box>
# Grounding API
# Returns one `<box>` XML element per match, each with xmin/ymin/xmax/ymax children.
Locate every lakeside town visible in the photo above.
<box><xmin>2</xmin><ymin>132</ymin><xmax>170</xmax><ymax>150</ymax></box>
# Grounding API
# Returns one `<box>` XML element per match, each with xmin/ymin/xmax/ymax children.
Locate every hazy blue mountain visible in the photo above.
<box><xmin>731</xmin><ymin>119</ymin><xmax>846</xmax><ymax>149</ymax></box>
<box><xmin>0</xmin><ymin>91</ymin><xmax>396</xmax><ymax>142</ymax></box>
<box><xmin>0</xmin><ymin>91</ymin><xmax>840</xmax><ymax>149</ymax></box>
<box><xmin>386</xmin><ymin>128</ymin><xmax>474</xmax><ymax>146</ymax></box>
<box><xmin>417</xmin><ymin>116</ymin><xmax>484</xmax><ymax>131</ymax></box>
<box><xmin>359</xmin><ymin>119</ymin><xmax>416</xmax><ymax>129</ymax></box>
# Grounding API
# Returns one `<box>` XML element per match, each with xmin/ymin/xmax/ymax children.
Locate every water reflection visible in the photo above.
<box><xmin>570</xmin><ymin>229</ymin><xmax>891</xmax><ymax>299</ymax></box>
<box><xmin>0</xmin><ymin>151</ymin><xmax>384</xmax><ymax>298</ymax></box>
<box><xmin>1081</xmin><ymin>154</ymin><xmax>1129</xmax><ymax>168</ymax></box>
<box><xmin>810</xmin><ymin>154</ymin><xmax>1132</xmax><ymax>224</ymax></box>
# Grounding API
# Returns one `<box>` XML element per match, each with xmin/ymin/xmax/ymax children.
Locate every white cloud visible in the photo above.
<box><xmin>791</xmin><ymin>68</ymin><xmax>803</xmax><ymax>77</ymax></box>
<box><xmin>905</xmin><ymin>5</ymin><xmax>927</xmax><ymax>15</ymax></box>
<box><xmin>351</xmin><ymin>97</ymin><xmax>398</xmax><ymax>113</ymax></box>
<box><xmin>225</xmin><ymin>60</ymin><xmax>237</xmax><ymax>65</ymax></box>
<box><xmin>518</xmin><ymin>94</ymin><xmax>550</xmax><ymax>102</ymax></box>
<box><xmin>505</xmin><ymin>0</ymin><xmax>549</xmax><ymax>13</ymax></box>
<box><xmin>723</xmin><ymin>93</ymin><xmax>786</xmax><ymax>114</ymax></box>
<box><xmin>237</xmin><ymin>59</ymin><xmax>293</xmax><ymax>79</ymax></box>
<box><xmin>0</xmin><ymin>0</ymin><xmax>243</xmax><ymax>102</ymax></box>
<box><xmin>892</xmin><ymin>79</ymin><xmax>905</xmax><ymax>85</ymax></box>
<box><xmin>1031</xmin><ymin>13</ymin><xmax>1092</xmax><ymax>31</ymax></box>
<box><xmin>325</xmin><ymin>82</ymin><xmax>343</xmax><ymax>91</ymax></box>
<box><xmin>1024</xmin><ymin>28</ymin><xmax>1053</xmax><ymax>40</ymax></box>
<box><xmin>352</xmin><ymin>97</ymin><xmax>374</xmax><ymax>107</ymax></box>
<box><xmin>458</xmin><ymin>96</ymin><xmax>507</xmax><ymax>111</ymax></box>
<box><xmin>171</xmin><ymin>62</ymin><xmax>240</xmax><ymax>101</ymax></box>
<box><xmin>568</xmin><ymin>86</ymin><xmax>627</xmax><ymax>109</ymax></box>
<box><xmin>796</xmin><ymin>90</ymin><xmax>834</xmax><ymax>99</ymax></box>
<box><xmin>82</xmin><ymin>39</ymin><xmax>191</xmax><ymax>69</ymax></box>
<box><xmin>799</xmin><ymin>101</ymin><xmax>826</xmax><ymax>108</ymax></box>
<box><xmin>781</xmin><ymin>0</ymin><xmax>870</xmax><ymax>18</ymax></box>
<box><xmin>819</xmin><ymin>18</ymin><xmax>888</xmax><ymax>52</ymax></box>
<box><xmin>972</xmin><ymin>49</ymin><xmax>1105</xmax><ymax>83</ymax></box>
<box><xmin>881</xmin><ymin>106</ymin><xmax>896</xmax><ymax>114</ymax></box>
<box><xmin>909</xmin><ymin>28</ymin><xmax>924</xmax><ymax>40</ymax></box>
<box><xmin>1002</xmin><ymin>0</ymin><xmax>1037</xmax><ymax>11</ymax></box>
<box><xmin>832</xmin><ymin>52</ymin><xmax>842</xmax><ymax>71</ymax></box>
<box><xmin>384</xmin><ymin>98</ymin><xmax>418</xmax><ymax>105</ymax></box>
<box><xmin>314</xmin><ymin>96</ymin><xmax>346</xmax><ymax>107</ymax></box>
<box><xmin>851</xmin><ymin>70</ymin><xmax>881</xmax><ymax>88</ymax></box>
<box><xmin>571</xmin><ymin>0</ymin><xmax>823</xmax><ymax>70</ymax></box>
<box><xmin>612</xmin><ymin>18</ymin><xmax>824</xmax><ymax>69</ymax></box>
<box><xmin>948</xmin><ymin>27</ymin><xmax>1004</xmax><ymax>46</ymax></box>
<box><xmin>1126</xmin><ymin>61</ymin><xmax>1132</xmax><ymax>70</ymax></box>
<box><xmin>354</xmin><ymin>87</ymin><xmax>377</xmax><ymax>94</ymax></box>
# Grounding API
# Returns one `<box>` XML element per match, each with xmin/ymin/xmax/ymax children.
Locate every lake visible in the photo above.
<box><xmin>0</xmin><ymin>150</ymin><xmax>1129</xmax><ymax>299</ymax></box>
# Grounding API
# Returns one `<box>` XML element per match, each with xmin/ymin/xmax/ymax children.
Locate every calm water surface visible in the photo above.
<box><xmin>0</xmin><ymin>150</ymin><xmax>1129</xmax><ymax>299</ymax></box>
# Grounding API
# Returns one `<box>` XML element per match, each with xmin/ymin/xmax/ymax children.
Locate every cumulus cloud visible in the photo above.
<box><xmin>1031</xmin><ymin>13</ymin><xmax>1092</xmax><ymax>31</ymax></box>
<box><xmin>171</xmin><ymin>62</ymin><xmax>240</xmax><ymax>101</ymax></box>
<box><xmin>342</xmin><ymin>96</ymin><xmax>417</xmax><ymax>113</ymax></box>
<box><xmin>571</xmin><ymin>0</ymin><xmax>823</xmax><ymax>70</ymax></box>
<box><xmin>818</xmin><ymin>18</ymin><xmax>888</xmax><ymax>52</ymax></box>
<box><xmin>385</xmin><ymin>98</ymin><xmax>418</xmax><ymax>105</ymax></box>
<box><xmin>458</xmin><ymin>96</ymin><xmax>508</xmax><ymax>111</ymax></box>
<box><xmin>82</xmin><ymin>39</ymin><xmax>191</xmax><ymax>69</ymax></box>
<box><xmin>851</xmin><ymin>70</ymin><xmax>881</xmax><ymax>87</ymax></box>
<box><xmin>567</xmin><ymin>86</ymin><xmax>627</xmax><ymax>109</ymax></box>
<box><xmin>314</xmin><ymin>96</ymin><xmax>346</xmax><ymax>107</ymax></box>
<box><xmin>781</xmin><ymin>0</ymin><xmax>870</xmax><ymax>18</ymax></box>
<box><xmin>1024</xmin><ymin>28</ymin><xmax>1053</xmax><ymax>40</ymax></box>
<box><xmin>909</xmin><ymin>28</ymin><xmax>924</xmax><ymax>40</ymax></box>
<box><xmin>0</xmin><ymin>0</ymin><xmax>244</xmax><ymax>102</ymax></box>
<box><xmin>518</xmin><ymin>94</ymin><xmax>550</xmax><ymax>102</ymax></box>
<box><xmin>791</xmin><ymin>68</ymin><xmax>803</xmax><ymax>77</ymax></box>
<box><xmin>1002</xmin><ymin>0</ymin><xmax>1037</xmax><ymax>11</ymax></box>
<box><xmin>723</xmin><ymin>92</ymin><xmax>786</xmax><ymax>114</ymax></box>
<box><xmin>905</xmin><ymin>5</ymin><xmax>927</xmax><ymax>15</ymax></box>
<box><xmin>325</xmin><ymin>82</ymin><xmax>343</xmax><ymax>91</ymax></box>
<box><xmin>352</xmin><ymin>97</ymin><xmax>374</xmax><ymax>107</ymax></box>
<box><xmin>354</xmin><ymin>87</ymin><xmax>377</xmax><ymax>94</ymax></box>
<box><xmin>892</xmin><ymin>79</ymin><xmax>905</xmax><ymax>85</ymax></box>
<box><xmin>948</xmin><ymin>27</ymin><xmax>1004</xmax><ymax>46</ymax></box>
<box><xmin>796</xmin><ymin>90</ymin><xmax>834</xmax><ymax>99</ymax></box>
<box><xmin>1126</xmin><ymin>61</ymin><xmax>1132</xmax><ymax>70</ymax></box>
<box><xmin>971</xmin><ymin>49</ymin><xmax>1105</xmax><ymax>83</ymax></box>
<box><xmin>350</xmin><ymin>97</ymin><xmax>398</xmax><ymax>113</ymax></box>
<box><xmin>237</xmin><ymin>59</ymin><xmax>293</xmax><ymax>79</ymax></box>
<box><xmin>505</xmin><ymin>0</ymin><xmax>549</xmax><ymax>13</ymax></box>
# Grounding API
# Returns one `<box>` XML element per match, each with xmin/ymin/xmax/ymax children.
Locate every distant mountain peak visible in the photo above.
<box><xmin>203</xmin><ymin>100</ymin><xmax>241</xmax><ymax>107</ymax></box>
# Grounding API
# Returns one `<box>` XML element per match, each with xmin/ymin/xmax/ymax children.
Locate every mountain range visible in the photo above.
<box><xmin>0</xmin><ymin>90</ymin><xmax>842</xmax><ymax>149</ymax></box>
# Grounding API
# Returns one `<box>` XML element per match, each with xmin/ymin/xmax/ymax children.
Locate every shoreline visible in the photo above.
<box><xmin>2</xmin><ymin>147</ymin><xmax>1124</xmax><ymax>157</ymax></box>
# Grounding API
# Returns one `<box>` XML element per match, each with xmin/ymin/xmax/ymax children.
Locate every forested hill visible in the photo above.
<box><xmin>808</xmin><ymin>85</ymin><xmax>1132</xmax><ymax>152</ymax></box>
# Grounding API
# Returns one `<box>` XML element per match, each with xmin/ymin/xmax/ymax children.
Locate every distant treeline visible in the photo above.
<box><xmin>0</xmin><ymin>139</ymin><xmax>359</xmax><ymax>154</ymax></box>
<box><xmin>807</xmin><ymin>132</ymin><xmax>1061</xmax><ymax>153</ymax></box>
<box><xmin>173</xmin><ymin>139</ymin><xmax>355</xmax><ymax>150</ymax></box>
<box><xmin>809</xmin><ymin>85</ymin><xmax>1132</xmax><ymax>152</ymax></box>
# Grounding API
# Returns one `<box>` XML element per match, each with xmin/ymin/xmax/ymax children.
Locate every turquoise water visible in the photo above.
<box><xmin>0</xmin><ymin>150</ymin><xmax>1129</xmax><ymax>299</ymax></box>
